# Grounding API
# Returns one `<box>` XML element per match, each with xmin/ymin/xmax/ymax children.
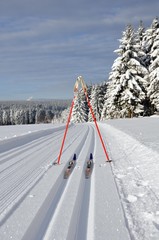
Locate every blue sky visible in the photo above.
<box><xmin>0</xmin><ymin>0</ymin><xmax>159</xmax><ymax>100</ymax></box>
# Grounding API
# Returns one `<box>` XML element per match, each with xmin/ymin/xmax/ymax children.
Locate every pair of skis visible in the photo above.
<box><xmin>63</xmin><ymin>153</ymin><xmax>94</xmax><ymax>179</ymax></box>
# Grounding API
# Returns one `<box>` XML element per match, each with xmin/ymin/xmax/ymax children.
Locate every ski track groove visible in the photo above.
<box><xmin>0</xmin><ymin>125</ymin><xmax>70</xmax><ymax>155</ymax></box>
<box><xmin>0</xmin><ymin>124</ymin><xmax>78</xmax><ymax>183</ymax></box>
<box><xmin>0</xmin><ymin>127</ymin><xmax>79</xmax><ymax>182</ymax></box>
<box><xmin>0</xmin><ymin>137</ymin><xmax>54</xmax><ymax>183</ymax></box>
<box><xmin>0</xmin><ymin>128</ymin><xmax>63</xmax><ymax>165</ymax></box>
<box><xmin>22</xmin><ymin>125</ymin><xmax>94</xmax><ymax>240</ymax></box>
<box><xmin>66</xmin><ymin>125</ymin><xmax>95</xmax><ymax>240</ymax></box>
<box><xmin>0</xmin><ymin>132</ymin><xmax>59</xmax><ymax>185</ymax></box>
<box><xmin>0</xmin><ymin>125</ymin><xmax>76</xmax><ymax>174</ymax></box>
<box><xmin>44</xmin><ymin>125</ymin><xmax>95</xmax><ymax>240</ymax></box>
<box><xmin>0</xmin><ymin>125</ymin><xmax>84</xmax><ymax>224</ymax></box>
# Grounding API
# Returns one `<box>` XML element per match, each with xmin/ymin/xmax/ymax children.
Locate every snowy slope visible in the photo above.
<box><xmin>0</xmin><ymin>118</ymin><xmax>159</xmax><ymax>240</ymax></box>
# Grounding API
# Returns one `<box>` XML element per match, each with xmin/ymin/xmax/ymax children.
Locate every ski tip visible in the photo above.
<box><xmin>73</xmin><ymin>153</ymin><xmax>77</xmax><ymax>160</ymax></box>
<box><xmin>90</xmin><ymin>153</ymin><xmax>93</xmax><ymax>160</ymax></box>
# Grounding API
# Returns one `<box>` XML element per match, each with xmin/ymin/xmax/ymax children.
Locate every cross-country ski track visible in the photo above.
<box><xmin>1</xmin><ymin>118</ymin><xmax>159</xmax><ymax>240</ymax></box>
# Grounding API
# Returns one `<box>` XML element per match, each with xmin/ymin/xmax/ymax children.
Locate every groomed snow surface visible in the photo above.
<box><xmin>0</xmin><ymin>117</ymin><xmax>159</xmax><ymax>240</ymax></box>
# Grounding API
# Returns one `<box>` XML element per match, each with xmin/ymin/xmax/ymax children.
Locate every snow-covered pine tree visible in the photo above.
<box><xmin>88</xmin><ymin>83</ymin><xmax>106</xmax><ymax>121</ymax></box>
<box><xmin>135</xmin><ymin>21</ymin><xmax>153</xmax><ymax>116</ymax></box>
<box><xmin>35</xmin><ymin>109</ymin><xmax>46</xmax><ymax>123</ymax></box>
<box><xmin>14</xmin><ymin>109</ymin><xmax>25</xmax><ymax>125</ymax></box>
<box><xmin>0</xmin><ymin>109</ymin><xmax>3</xmax><ymax>125</ymax></box>
<box><xmin>71</xmin><ymin>89</ymin><xmax>88</xmax><ymax>123</ymax></box>
<box><xmin>45</xmin><ymin>110</ymin><xmax>54</xmax><ymax>123</ymax></box>
<box><xmin>102</xmin><ymin>24</ymin><xmax>148</xmax><ymax>119</ymax></box>
<box><xmin>29</xmin><ymin>107</ymin><xmax>36</xmax><ymax>124</ymax></box>
<box><xmin>146</xmin><ymin>18</ymin><xmax>159</xmax><ymax>113</ymax></box>
<box><xmin>97</xmin><ymin>82</ymin><xmax>107</xmax><ymax>120</ymax></box>
<box><xmin>88</xmin><ymin>85</ymin><xmax>95</xmax><ymax>122</ymax></box>
<box><xmin>101</xmin><ymin>79</ymin><xmax>118</xmax><ymax>119</ymax></box>
<box><xmin>142</xmin><ymin>18</ymin><xmax>158</xmax><ymax>56</ymax></box>
<box><xmin>59</xmin><ymin>107</ymin><xmax>70</xmax><ymax>123</ymax></box>
<box><xmin>136</xmin><ymin>21</ymin><xmax>147</xmax><ymax>67</ymax></box>
<box><xmin>2</xmin><ymin>109</ymin><xmax>10</xmax><ymax>125</ymax></box>
<box><xmin>10</xmin><ymin>108</ymin><xmax>15</xmax><ymax>125</ymax></box>
<box><xmin>24</xmin><ymin>109</ymin><xmax>29</xmax><ymax>124</ymax></box>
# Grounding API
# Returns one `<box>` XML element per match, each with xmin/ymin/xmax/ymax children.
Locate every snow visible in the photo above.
<box><xmin>100</xmin><ymin>117</ymin><xmax>159</xmax><ymax>239</ymax></box>
<box><xmin>104</xmin><ymin>117</ymin><xmax>159</xmax><ymax>153</ymax></box>
<box><xmin>0</xmin><ymin>118</ymin><xmax>159</xmax><ymax>239</ymax></box>
<box><xmin>0</xmin><ymin>123</ymin><xmax>65</xmax><ymax>141</ymax></box>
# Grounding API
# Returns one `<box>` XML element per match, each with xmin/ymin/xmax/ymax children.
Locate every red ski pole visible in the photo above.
<box><xmin>57</xmin><ymin>96</ymin><xmax>76</xmax><ymax>164</ymax></box>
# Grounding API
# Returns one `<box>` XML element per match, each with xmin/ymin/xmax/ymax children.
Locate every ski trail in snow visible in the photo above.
<box><xmin>21</xmin><ymin>125</ymin><xmax>91</xmax><ymax>240</ymax></box>
<box><xmin>0</xmin><ymin>125</ymin><xmax>83</xmax><ymax>226</ymax></box>
<box><xmin>0</xmin><ymin>127</ymin><xmax>64</xmax><ymax>166</ymax></box>
<box><xmin>66</xmin><ymin>125</ymin><xmax>95</xmax><ymax>240</ymax></box>
<box><xmin>43</xmin><ymin>125</ymin><xmax>94</xmax><ymax>240</ymax></box>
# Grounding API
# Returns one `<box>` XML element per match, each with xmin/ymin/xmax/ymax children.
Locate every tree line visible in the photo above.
<box><xmin>0</xmin><ymin>100</ymin><xmax>71</xmax><ymax>125</ymax></box>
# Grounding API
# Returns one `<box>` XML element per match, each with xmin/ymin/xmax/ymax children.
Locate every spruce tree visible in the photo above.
<box><xmin>102</xmin><ymin>24</ymin><xmax>148</xmax><ymax>119</ymax></box>
<box><xmin>88</xmin><ymin>83</ymin><xmax>107</xmax><ymax>121</ymax></box>
<box><xmin>147</xmin><ymin>18</ymin><xmax>159</xmax><ymax>112</ymax></box>
<box><xmin>71</xmin><ymin>90</ymin><xmax>88</xmax><ymax>123</ymax></box>
<box><xmin>0</xmin><ymin>109</ymin><xmax>3</xmax><ymax>125</ymax></box>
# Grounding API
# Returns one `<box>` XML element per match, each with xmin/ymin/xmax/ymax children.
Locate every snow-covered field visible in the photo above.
<box><xmin>0</xmin><ymin>117</ymin><xmax>159</xmax><ymax>240</ymax></box>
